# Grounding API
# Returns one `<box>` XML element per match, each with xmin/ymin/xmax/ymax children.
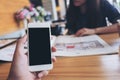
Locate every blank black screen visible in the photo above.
<box><xmin>29</xmin><ymin>28</ymin><xmax>51</xmax><ymax>66</ymax></box>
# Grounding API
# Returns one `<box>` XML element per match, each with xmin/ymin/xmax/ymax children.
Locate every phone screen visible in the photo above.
<box><xmin>28</xmin><ymin>28</ymin><xmax>51</xmax><ymax>66</ymax></box>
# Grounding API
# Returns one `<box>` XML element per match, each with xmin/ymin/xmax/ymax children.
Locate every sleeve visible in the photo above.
<box><xmin>101</xmin><ymin>0</ymin><xmax>120</xmax><ymax>23</ymax></box>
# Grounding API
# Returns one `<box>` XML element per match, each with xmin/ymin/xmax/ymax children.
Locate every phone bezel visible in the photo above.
<box><xmin>28</xmin><ymin>22</ymin><xmax>53</xmax><ymax>72</ymax></box>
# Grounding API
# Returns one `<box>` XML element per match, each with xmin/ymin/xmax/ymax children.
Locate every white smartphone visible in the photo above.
<box><xmin>28</xmin><ymin>22</ymin><xmax>53</xmax><ymax>72</ymax></box>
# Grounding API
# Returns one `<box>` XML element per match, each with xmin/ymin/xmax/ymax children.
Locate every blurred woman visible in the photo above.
<box><xmin>66</xmin><ymin>0</ymin><xmax>120</xmax><ymax>36</ymax></box>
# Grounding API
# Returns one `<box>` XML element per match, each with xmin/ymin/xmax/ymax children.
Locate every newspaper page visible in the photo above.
<box><xmin>52</xmin><ymin>35</ymin><xmax>119</xmax><ymax>57</ymax></box>
<box><xmin>0</xmin><ymin>35</ymin><xmax>118</xmax><ymax>61</ymax></box>
<box><xmin>0</xmin><ymin>39</ymin><xmax>28</xmax><ymax>61</ymax></box>
<box><xmin>0</xmin><ymin>29</ymin><xmax>26</xmax><ymax>61</ymax></box>
<box><xmin>0</xmin><ymin>29</ymin><xmax>25</xmax><ymax>40</ymax></box>
<box><xmin>0</xmin><ymin>43</ymin><xmax>16</xmax><ymax>61</ymax></box>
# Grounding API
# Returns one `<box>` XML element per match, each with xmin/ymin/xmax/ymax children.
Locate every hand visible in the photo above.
<box><xmin>75</xmin><ymin>28</ymin><xmax>96</xmax><ymax>36</ymax></box>
<box><xmin>7</xmin><ymin>35</ymin><xmax>56</xmax><ymax>80</ymax></box>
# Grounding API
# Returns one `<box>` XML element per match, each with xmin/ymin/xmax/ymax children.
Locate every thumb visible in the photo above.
<box><xmin>15</xmin><ymin>35</ymin><xmax>27</xmax><ymax>55</ymax></box>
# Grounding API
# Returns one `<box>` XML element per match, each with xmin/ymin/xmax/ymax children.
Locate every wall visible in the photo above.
<box><xmin>42</xmin><ymin>0</ymin><xmax>52</xmax><ymax>12</ymax></box>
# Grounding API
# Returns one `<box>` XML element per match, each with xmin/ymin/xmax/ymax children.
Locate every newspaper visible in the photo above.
<box><xmin>0</xmin><ymin>35</ymin><xmax>118</xmax><ymax>61</ymax></box>
<box><xmin>51</xmin><ymin>35</ymin><xmax>119</xmax><ymax>57</ymax></box>
<box><xmin>0</xmin><ymin>43</ymin><xmax>16</xmax><ymax>61</ymax></box>
<box><xmin>0</xmin><ymin>29</ymin><xmax>26</xmax><ymax>61</ymax></box>
<box><xmin>0</xmin><ymin>29</ymin><xmax>26</xmax><ymax>40</ymax></box>
<box><xmin>0</xmin><ymin>41</ymin><xmax>28</xmax><ymax>62</ymax></box>
<box><xmin>0</xmin><ymin>39</ymin><xmax>16</xmax><ymax>49</ymax></box>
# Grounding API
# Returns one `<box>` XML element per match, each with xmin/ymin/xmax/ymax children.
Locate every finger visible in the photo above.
<box><xmin>79</xmin><ymin>32</ymin><xmax>86</xmax><ymax>36</ymax></box>
<box><xmin>51</xmin><ymin>47</ymin><xmax>57</xmax><ymax>62</ymax></box>
<box><xmin>16</xmin><ymin>35</ymin><xmax>27</xmax><ymax>48</ymax></box>
<box><xmin>75</xmin><ymin>31</ymin><xmax>80</xmax><ymax>36</ymax></box>
<box><xmin>15</xmin><ymin>35</ymin><xmax>27</xmax><ymax>55</ymax></box>
<box><xmin>52</xmin><ymin>56</ymin><xmax>56</xmax><ymax>62</ymax></box>
<box><xmin>51</xmin><ymin>47</ymin><xmax>56</xmax><ymax>52</ymax></box>
<box><xmin>75</xmin><ymin>30</ymin><xmax>84</xmax><ymax>36</ymax></box>
<box><xmin>38</xmin><ymin>71</ymin><xmax>49</xmax><ymax>78</ymax></box>
<box><xmin>75</xmin><ymin>32</ymin><xmax>82</xmax><ymax>36</ymax></box>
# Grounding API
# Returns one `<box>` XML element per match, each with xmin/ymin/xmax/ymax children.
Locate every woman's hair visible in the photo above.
<box><xmin>66</xmin><ymin>0</ymin><xmax>102</xmax><ymax>29</ymax></box>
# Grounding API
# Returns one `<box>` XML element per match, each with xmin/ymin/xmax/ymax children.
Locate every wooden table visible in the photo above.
<box><xmin>0</xmin><ymin>0</ymin><xmax>29</xmax><ymax>35</ymax></box>
<box><xmin>0</xmin><ymin>33</ymin><xmax>120</xmax><ymax>80</ymax></box>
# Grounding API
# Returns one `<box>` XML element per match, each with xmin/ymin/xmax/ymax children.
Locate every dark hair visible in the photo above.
<box><xmin>29</xmin><ymin>0</ymin><xmax>43</xmax><ymax>7</ymax></box>
<box><xmin>66</xmin><ymin>0</ymin><xmax>102</xmax><ymax>29</ymax></box>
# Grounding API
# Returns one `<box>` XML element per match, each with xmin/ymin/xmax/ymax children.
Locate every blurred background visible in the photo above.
<box><xmin>0</xmin><ymin>0</ymin><xmax>120</xmax><ymax>36</ymax></box>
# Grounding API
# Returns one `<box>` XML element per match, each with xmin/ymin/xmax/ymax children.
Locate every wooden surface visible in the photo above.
<box><xmin>0</xmin><ymin>0</ymin><xmax>30</xmax><ymax>35</ymax></box>
<box><xmin>0</xmin><ymin>33</ymin><xmax>120</xmax><ymax>80</ymax></box>
<box><xmin>43</xmin><ymin>55</ymin><xmax>120</xmax><ymax>80</ymax></box>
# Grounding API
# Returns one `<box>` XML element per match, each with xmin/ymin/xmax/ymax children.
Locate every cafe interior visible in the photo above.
<box><xmin>0</xmin><ymin>0</ymin><xmax>120</xmax><ymax>80</ymax></box>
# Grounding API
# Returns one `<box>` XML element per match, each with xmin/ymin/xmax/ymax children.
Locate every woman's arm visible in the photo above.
<box><xmin>75</xmin><ymin>23</ymin><xmax>120</xmax><ymax>36</ymax></box>
<box><xmin>95</xmin><ymin>23</ymin><xmax>120</xmax><ymax>34</ymax></box>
